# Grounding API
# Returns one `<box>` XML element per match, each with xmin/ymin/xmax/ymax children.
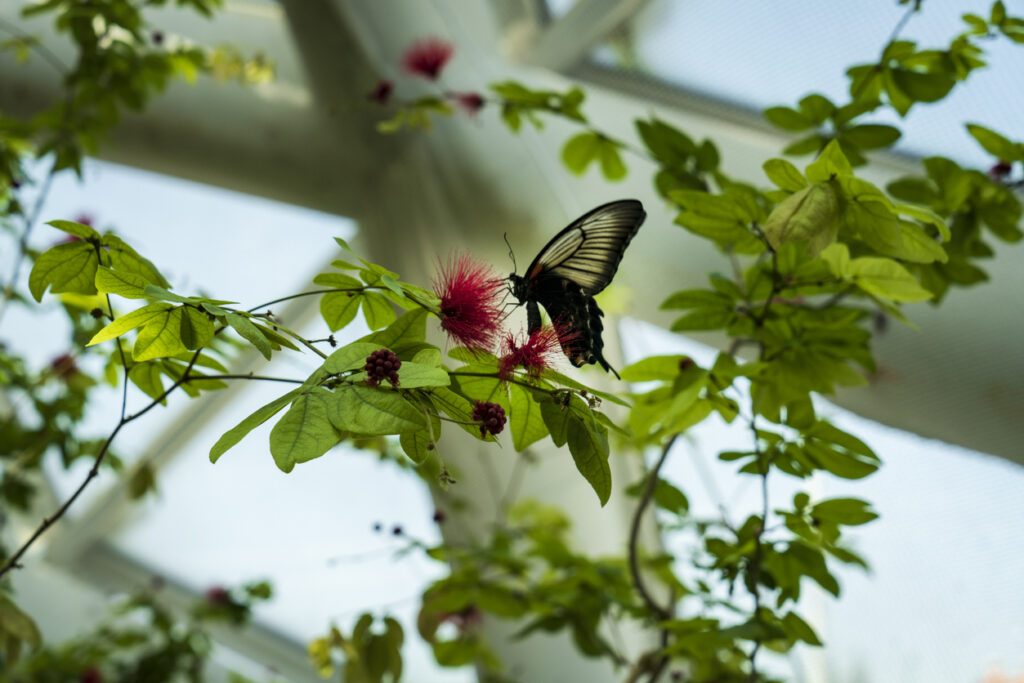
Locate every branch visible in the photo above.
<box><xmin>627</xmin><ymin>436</ymin><xmax>680</xmax><ymax>682</ymax></box>
<box><xmin>745</xmin><ymin>417</ymin><xmax>770</xmax><ymax>682</ymax></box>
<box><xmin>0</xmin><ymin>348</ymin><xmax>204</xmax><ymax>578</ymax></box>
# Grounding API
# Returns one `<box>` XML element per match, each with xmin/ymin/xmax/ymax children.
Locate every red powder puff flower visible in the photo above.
<box><xmin>433</xmin><ymin>253</ymin><xmax>504</xmax><ymax>352</ymax></box>
<box><xmin>449</xmin><ymin>91</ymin><xmax>485</xmax><ymax>115</ymax></box>
<box><xmin>401</xmin><ymin>38</ymin><xmax>453</xmax><ymax>80</ymax></box>
<box><xmin>498</xmin><ymin>324</ymin><xmax>570</xmax><ymax>379</ymax></box>
<box><xmin>368</xmin><ymin>79</ymin><xmax>394</xmax><ymax>105</ymax></box>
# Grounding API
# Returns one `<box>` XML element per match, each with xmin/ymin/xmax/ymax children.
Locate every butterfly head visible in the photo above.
<box><xmin>507</xmin><ymin>272</ymin><xmax>528</xmax><ymax>303</ymax></box>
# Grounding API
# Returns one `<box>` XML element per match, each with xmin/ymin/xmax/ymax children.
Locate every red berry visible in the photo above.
<box><xmin>364</xmin><ymin>349</ymin><xmax>401</xmax><ymax>387</ymax></box>
<box><xmin>471</xmin><ymin>401</ymin><xmax>506</xmax><ymax>438</ymax></box>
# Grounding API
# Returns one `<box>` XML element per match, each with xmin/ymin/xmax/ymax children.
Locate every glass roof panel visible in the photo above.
<box><xmin>589</xmin><ymin>0</ymin><xmax>1023</xmax><ymax>168</ymax></box>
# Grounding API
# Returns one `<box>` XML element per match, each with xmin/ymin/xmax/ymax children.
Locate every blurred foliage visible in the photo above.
<box><xmin>1</xmin><ymin>0</ymin><xmax>1022</xmax><ymax>682</ymax></box>
<box><xmin>0</xmin><ymin>579</ymin><xmax>273</xmax><ymax>681</ymax></box>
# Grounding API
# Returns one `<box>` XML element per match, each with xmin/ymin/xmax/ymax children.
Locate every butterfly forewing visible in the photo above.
<box><xmin>509</xmin><ymin>199</ymin><xmax>646</xmax><ymax>378</ymax></box>
<box><xmin>526</xmin><ymin>200</ymin><xmax>646</xmax><ymax>295</ymax></box>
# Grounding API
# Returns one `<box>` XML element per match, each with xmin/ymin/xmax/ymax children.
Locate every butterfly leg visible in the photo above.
<box><xmin>526</xmin><ymin>299</ymin><xmax>542</xmax><ymax>335</ymax></box>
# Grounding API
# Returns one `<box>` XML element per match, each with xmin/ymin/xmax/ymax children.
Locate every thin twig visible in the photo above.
<box><xmin>628</xmin><ymin>436</ymin><xmax>677</xmax><ymax>622</ymax></box>
<box><xmin>0</xmin><ymin>349</ymin><xmax>204</xmax><ymax>578</ymax></box>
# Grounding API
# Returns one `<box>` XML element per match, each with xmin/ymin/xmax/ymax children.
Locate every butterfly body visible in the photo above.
<box><xmin>508</xmin><ymin>199</ymin><xmax>646</xmax><ymax>378</ymax></box>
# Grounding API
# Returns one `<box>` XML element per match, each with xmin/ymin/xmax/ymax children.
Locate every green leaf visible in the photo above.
<box><xmin>129</xmin><ymin>361</ymin><xmax>166</xmax><ymax>401</ymax></box>
<box><xmin>763</xmin><ymin>158</ymin><xmax>808</xmax><ymax>192</ymax></box>
<box><xmin>567</xmin><ymin>412</ymin><xmax>611</xmax><ymax>506</ymax></box>
<box><xmin>47</xmin><ymin>219</ymin><xmax>99</xmax><ymax>241</ymax></box>
<box><xmin>661</xmin><ymin>289</ymin><xmax>733</xmax><ymax>310</ymax></box>
<box><xmin>323</xmin><ymin>342</ymin><xmax>383</xmax><ymax>375</ymax></box>
<box><xmin>95</xmin><ymin>265</ymin><xmax>149</xmax><ymax>298</ymax></box>
<box><xmin>620</xmin><ymin>355</ymin><xmax>694</xmax><ymax>381</ymax></box>
<box><xmin>362</xmin><ymin>291</ymin><xmax>397</xmax><ymax>330</ymax></box>
<box><xmin>210</xmin><ymin>389</ymin><xmax>302</xmax><ymax>462</ymax></box>
<box><xmin>400</xmin><ymin>413</ymin><xmax>441</xmax><ymax>464</ymax></box>
<box><xmin>840</xmin><ymin>124</ymin><xmax>901</xmax><ymax>150</ymax></box>
<box><xmin>362</xmin><ymin>309</ymin><xmax>428</xmax><ymax>354</ymax></box>
<box><xmin>540</xmin><ymin>394</ymin><xmax>572</xmax><ymax>447</ymax></box>
<box><xmin>179</xmin><ymin>307</ymin><xmax>215</xmax><ymax>349</ymax></box>
<box><xmin>888</xmin><ymin>221</ymin><xmax>948</xmax><ymax>264</ymax></box>
<box><xmin>764</xmin><ymin>182</ymin><xmax>840</xmax><ymax>258</ymax></box>
<box><xmin>798</xmin><ymin>94</ymin><xmax>835</xmax><ymax>124</ymax></box>
<box><xmin>320</xmin><ymin>290</ymin><xmax>363</xmax><ymax>331</ymax></box>
<box><xmin>329</xmin><ymin>384</ymin><xmax>425</xmax><ymax>435</ymax></box>
<box><xmin>891</xmin><ymin>68</ymin><xmax>955</xmax><ymax>104</ymax></box>
<box><xmin>269</xmin><ymin>388</ymin><xmax>339</xmax><ymax>472</ymax></box>
<box><xmin>966</xmin><ymin>123</ymin><xmax>1022</xmax><ymax>162</ymax></box>
<box><xmin>562</xmin><ymin>132</ymin><xmax>601</xmax><ymax>175</ymax></box>
<box><xmin>509</xmin><ymin>383</ymin><xmax>549</xmax><ymax>451</ymax></box>
<box><xmin>226</xmin><ymin>313</ymin><xmax>272</xmax><ymax>360</ymax></box>
<box><xmin>141</xmin><ymin>285</ymin><xmax>194</xmax><ymax>304</ymax></box>
<box><xmin>764</xmin><ymin>106</ymin><xmax>813</xmax><ymax>131</ymax></box>
<box><xmin>670</xmin><ymin>309</ymin><xmax>734</xmax><ymax>332</ymax></box>
<box><xmin>101</xmin><ymin>234</ymin><xmax>170</xmax><ymax>287</ymax></box>
<box><xmin>848</xmin><ymin>257</ymin><xmax>933</xmax><ymax>302</ymax></box>
<box><xmin>783</xmin><ymin>134</ymin><xmax>824</xmax><ymax>156</ymax></box>
<box><xmin>0</xmin><ymin>596</ymin><xmax>42</xmax><ymax>662</ymax></box>
<box><xmin>805</xmin><ymin>140</ymin><xmax>853</xmax><ymax>182</ymax></box>
<box><xmin>132</xmin><ymin>307</ymin><xmax>190</xmax><ymax>361</ymax></box>
<box><xmin>811</xmin><ymin>497</ymin><xmax>878</xmax><ymax>525</ymax></box>
<box><xmin>396</xmin><ymin>361</ymin><xmax>450</xmax><ymax>388</ymax></box>
<box><xmin>597</xmin><ymin>138</ymin><xmax>627</xmax><ymax>180</ymax></box>
<box><xmin>451</xmin><ymin>365</ymin><xmax>508</xmax><ymax>409</ymax></box>
<box><xmin>782</xmin><ymin>611</ymin><xmax>822</xmax><ymax>646</ymax></box>
<box><xmin>313</xmin><ymin>271</ymin><xmax>362</xmax><ymax>289</ymax></box>
<box><xmin>89</xmin><ymin>302</ymin><xmax>174</xmax><ymax>346</ymax></box>
<box><xmin>28</xmin><ymin>241</ymin><xmax>98</xmax><ymax>301</ymax></box>
<box><xmin>818</xmin><ymin>243</ymin><xmax>850</xmax><ymax>279</ymax></box>
<box><xmin>895</xmin><ymin>201</ymin><xmax>951</xmax><ymax>241</ymax></box>
<box><xmin>652</xmin><ymin>478</ymin><xmax>689</xmax><ymax>515</ymax></box>
<box><xmin>636</xmin><ymin>117</ymin><xmax>697</xmax><ymax>163</ymax></box>
<box><xmin>413</xmin><ymin>348</ymin><xmax>442</xmax><ymax>367</ymax></box>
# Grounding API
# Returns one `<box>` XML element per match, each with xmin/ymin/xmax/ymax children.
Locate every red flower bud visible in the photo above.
<box><xmin>205</xmin><ymin>586</ymin><xmax>230</xmax><ymax>606</ymax></box>
<box><xmin>401</xmin><ymin>38</ymin><xmax>453</xmax><ymax>80</ymax></box>
<box><xmin>368</xmin><ymin>79</ymin><xmax>394</xmax><ymax>105</ymax></box>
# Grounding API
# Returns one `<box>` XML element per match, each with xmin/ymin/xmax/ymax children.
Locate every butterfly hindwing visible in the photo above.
<box><xmin>530</xmin><ymin>276</ymin><xmax>617</xmax><ymax>377</ymax></box>
<box><xmin>510</xmin><ymin>200</ymin><xmax>645</xmax><ymax>377</ymax></box>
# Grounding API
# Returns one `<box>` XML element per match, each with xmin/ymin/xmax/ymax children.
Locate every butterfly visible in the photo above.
<box><xmin>507</xmin><ymin>199</ymin><xmax>646</xmax><ymax>379</ymax></box>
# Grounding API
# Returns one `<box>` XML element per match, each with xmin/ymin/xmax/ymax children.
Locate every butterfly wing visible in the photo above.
<box><xmin>523</xmin><ymin>199</ymin><xmax>646</xmax><ymax>296</ymax></box>
<box><xmin>516</xmin><ymin>200</ymin><xmax>645</xmax><ymax>377</ymax></box>
<box><xmin>530</xmin><ymin>277</ymin><xmax>619</xmax><ymax>378</ymax></box>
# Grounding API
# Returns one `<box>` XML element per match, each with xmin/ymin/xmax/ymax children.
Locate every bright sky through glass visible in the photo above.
<box><xmin>619</xmin><ymin>318</ymin><xmax>1024</xmax><ymax>683</ymax></box>
<box><xmin>590</xmin><ymin>0</ymin><xmax>1022</xmax><ymax>169</ymax></box>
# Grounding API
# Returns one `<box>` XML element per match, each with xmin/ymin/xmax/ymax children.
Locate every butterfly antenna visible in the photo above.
<box><xmin>503</xmin><ymin>232</ymin><xmax>517</xmax><ymax>273</ymax></box>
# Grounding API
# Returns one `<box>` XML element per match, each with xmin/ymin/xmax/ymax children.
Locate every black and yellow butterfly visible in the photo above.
<box><xmin>508</xmin><ymin>199</ymin><xmax>646</xmax><ymax>378</ymax></box>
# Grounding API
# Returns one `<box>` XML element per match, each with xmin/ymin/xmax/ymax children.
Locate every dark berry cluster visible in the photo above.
<box><xmin>364</xmin><ymin>349</ymin><xmax>401</xmax><ymax>387</ymax></box>
<box><xmin>472</xmin><ymin>401</ymin><xmax>506</xmax><ymax>438</ymax></box>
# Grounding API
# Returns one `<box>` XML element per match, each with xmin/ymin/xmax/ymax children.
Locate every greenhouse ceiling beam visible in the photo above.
<box><xmin>519</xmin><ymin>0</ymin><xmax>651</xmax><ymax>71</ymax></box>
